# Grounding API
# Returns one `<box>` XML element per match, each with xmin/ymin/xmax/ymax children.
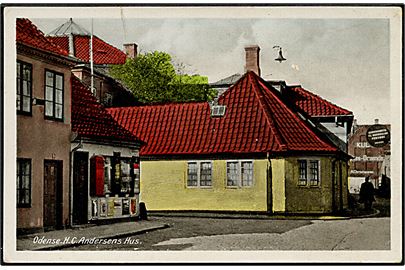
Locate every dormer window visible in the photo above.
<box><xmin>211</xmin><ymin>105</ymin><xmax>226</xmax><ymax>117</ymax></box>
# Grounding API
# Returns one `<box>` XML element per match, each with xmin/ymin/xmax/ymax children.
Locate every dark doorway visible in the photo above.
<box><xmin>43</xmin><ymin>160</ymin><xmax>63</xmax><ymax>229</ymax></box>
<box><xmin>73</xmin><ymin>151</ymin><xmax>89</xmax><ymax>224</ymax></box>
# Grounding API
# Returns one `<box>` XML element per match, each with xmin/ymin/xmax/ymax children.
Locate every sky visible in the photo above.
<box><xmin>31</xmin><ymin>17</ymin><xmax>390</xmax><ymax>125</ymax></box>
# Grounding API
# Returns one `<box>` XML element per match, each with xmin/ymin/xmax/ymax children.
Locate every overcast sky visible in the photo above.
<box><xmin>31</xmin><ymin>17</ymin><xmax>390</xmax><ymax>125</ymax></box>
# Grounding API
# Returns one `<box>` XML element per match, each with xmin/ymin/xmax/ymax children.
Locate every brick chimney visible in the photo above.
<box><xmin>245</xmin><ymin>45</ymin><xmax>261</xmax><ymax>76</ymax></box>
<box><xmin>123</xmin><ymin>43</ymin><xmax>138</xmax><ymax>59</ymax></box>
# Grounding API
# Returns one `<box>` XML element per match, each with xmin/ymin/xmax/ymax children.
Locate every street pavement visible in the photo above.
<box><xmin>153</xmin><ymin>217</ymin><xmax>390</xmax><ymax>250</ymax></box>
<box><xmin>61</xmin><ymin>216</ymin><xmax>390</xmax><ymax>251</ymax></box>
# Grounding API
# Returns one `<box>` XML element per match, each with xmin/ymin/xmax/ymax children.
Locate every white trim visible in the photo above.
<box><xmin>186</xmin><ymin>160</ymin><xmax>213</xmax><ymax>188</ymax></box>
<box><xmin>225</xmin><ymin>160</ymin><xmax>254</xmax><ymax>188</ymax></box>
<box><xmin>297</xmin><ymin>158</ymin><xmax>321</xmax><ymax>187</ymax></box>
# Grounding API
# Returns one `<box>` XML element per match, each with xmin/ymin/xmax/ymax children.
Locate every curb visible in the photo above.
<box><xmin>26</xmin><ymin>223</ymin><xmax>170</xmax><ymax>251</ymax></box>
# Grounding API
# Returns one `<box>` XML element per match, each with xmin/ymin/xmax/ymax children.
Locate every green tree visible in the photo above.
<box><xmin>110</xmin><ymin>51</ymin><xmax>216</xmax><ymax>103</ymax></box>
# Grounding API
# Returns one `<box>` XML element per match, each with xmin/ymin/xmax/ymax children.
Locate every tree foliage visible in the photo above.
<box><xmin>110</xmin><ymin>51</ymin><xmax>217</xmax><ymax>103</ymax></box>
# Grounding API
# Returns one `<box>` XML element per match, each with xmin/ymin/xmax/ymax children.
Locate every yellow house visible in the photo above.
<box><xmin>109</xmin><ymin>72</ymin><xmax>350</xmax><ymax>214</ymax></box>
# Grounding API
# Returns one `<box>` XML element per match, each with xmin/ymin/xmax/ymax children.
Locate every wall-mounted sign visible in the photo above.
<box><xmin>366</xmin><ymin>124</ymin><xmax>390</xmax><ymax>147</ymax></box>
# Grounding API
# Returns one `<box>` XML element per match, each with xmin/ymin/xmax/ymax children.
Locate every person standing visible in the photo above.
<box><xmin>359</xmin><ymin>176</ymin><xmax>375</xmax><ymax>210</ymax></box>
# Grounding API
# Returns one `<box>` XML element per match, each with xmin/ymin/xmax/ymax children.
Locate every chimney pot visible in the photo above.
<box><xmin>124</xmin><ymin>43</ymin><xmax>138</xmax><ymax>59</ymax></box>
<box><xmin>245</xmin><ymin>45</ymin><xmax>261</xmax><ymax>76</ymax></box>
<box><xmin>374</xmin><ymin>119</ymin><xmax>379</xmax><ymax>125</ymax></box>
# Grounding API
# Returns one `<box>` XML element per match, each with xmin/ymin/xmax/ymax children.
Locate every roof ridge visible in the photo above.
<box><xmin>256</xmin><ymin>77</ymin><xmax>338</xmax><ymax>152</ymax></box>
<box><xmin>247</xmin><ymin>72</ymin><xmax>286</xmax><ymax>151</ymax></box>
<box><xmin>290</xmin><ymin>86</ymin><xmax>352</xmax><ymax>116</ymax></box>
<box><xmin>17</xmin><ymin>18</ymin><xmax>69</xmax><ymax>56</ymax></box>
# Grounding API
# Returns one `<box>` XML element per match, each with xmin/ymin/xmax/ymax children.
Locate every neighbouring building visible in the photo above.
<box><xmin>70</xmin><ymin>76</ymin><xmax>143</xmax><ymax>224</ymax></box>
<box><xmin>16</xmin><ymin>18</ymin><xmax>76</xmax><ymax>233</ymax></box>
<box><xmin>109</xmin><ymin>71</ymin><xmax>351</xmax><ymax>214</ymax></box>
<box><xmin>210</xmin><ymin>45</ymin><xmax>354</xmax><ymax>153</ymax></box>
<box><xmin>47</xmin><ymin>18</ymin><xmax>138</xmax><ymax>107</ymax></box>
<box><xmin>348</xmin><ymin>119</ymin><xmax>391</xmax><ymax>194</ymax></box>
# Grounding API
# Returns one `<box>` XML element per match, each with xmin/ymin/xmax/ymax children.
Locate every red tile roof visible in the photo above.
<box><xmin>284</xmin><ymin>86</ymin><xmax>352</xmax><ymax>117</ymax></box>
<box><xmin>48</xmin><ymin>35</ymin><xmax>126</xmax><ymax>65</ymax></box>
<box><xmin>71</xmin><ymin>75</ymin><xmax>141</xmax><ymax>143</ymax></box>
<box><xmin>16</xmin><ymin>18</ymin><xmax>69</xmax><ymax>56</ymax></box>
<box><xmin>108</xmin><ymin>71</ymin><xmax>338</xmax><ymax>156</ymax></box>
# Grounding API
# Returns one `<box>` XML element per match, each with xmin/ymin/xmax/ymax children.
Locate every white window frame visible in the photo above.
<box><xmin>297</xmin><ymin>158</ymin><xmax>321</xmax><ymax>187</ymax></box>
<box><xmin>226</xmin><ymin>160</ymin><xmax>254</xmax><ymax>188</ymax></box>
<box><xmin>187</xmin><ymin>160</ymin><xmax>213</xmax><ymax>188</ymax></box>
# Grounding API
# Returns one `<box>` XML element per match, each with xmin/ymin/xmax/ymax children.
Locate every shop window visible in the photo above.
<box><xmin>187</xmin><ymin>161</ymin><xmax>212</xmax><ymax>188</ymax></box>
<box><xmin>91</xmin><ymin>154</ymin><xmax>139</xmax><ymax>196</ymax></box>
<box><xmin>17</xmin><ymin>158</ymin><xmax>31</xmax><ymax>207</ymax></box>
<box><xmin>226</xmin><ymin>160</ymin><xmax>253</xmax><ymax>187</ymax></box>
<box><xmin>44</xmin><ymin>70</ymin><xmax>64</xmax><ymax>120</ymax></box>
<box><xmin>298</xmin><ymin>159</ymin><xmax>321</xmax><ymax>187</ymax></box>
<box><xmin>17</xmin><ymin>61</ymin><xmax>32</xmax><ymax>114</ymax></box>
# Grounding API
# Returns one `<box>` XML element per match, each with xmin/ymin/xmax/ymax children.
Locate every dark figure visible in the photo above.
<box><xmin>139</xmin><ymin>202</ymin><xmax>148</xmax><ymax>220</ymax></box>
<box><xmin>359</xmin><ymin>176</ymin><xmax>375</xmax><ymax>210</ymax></box>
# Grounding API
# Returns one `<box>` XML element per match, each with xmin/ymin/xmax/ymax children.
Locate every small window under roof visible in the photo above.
<box><xmin>211</xmin><ymin>105</ymin><xmax>226</xmax><ymax>117</ymax></box>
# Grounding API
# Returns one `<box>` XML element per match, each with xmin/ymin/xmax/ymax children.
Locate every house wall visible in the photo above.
<box><xmin>284</xmin><ymin>156</ymin><xmax>349</xmax><ymax>214</ymax></box>
<box><xmin>140</xmin><ymin>159</ymin><xmax>270</xmax><ymax>212</ymax></box>
<box><xmin>17</xmin><ymin>54</ymin><xmax>72</xmax><ymax>230</ymax></box>
<box><xmin>271</xmin><ymin>158</ymin><xmax>285</xmax><ymax>213</ymax></box>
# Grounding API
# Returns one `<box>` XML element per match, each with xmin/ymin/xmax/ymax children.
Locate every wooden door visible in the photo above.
<box><xmin>73</xmin><ymin>152</ymin><xmax>89</xmax><ymax>224</ymax></box>
<box><xmin>43</xmin><ymin>160</ymin><xmax>63</xmax><ymax>229</ymax></box>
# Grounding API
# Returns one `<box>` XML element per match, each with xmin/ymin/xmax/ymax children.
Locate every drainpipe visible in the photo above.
<box><xmin>331</xmin><ymin>158</ymin><xmax>337</xmax><ymax>214</ymax></box>
<box><xmin>266</xmin><ymin>152</ymin><xmax>272</xmax><ymax>214</ymax></box>
<box><xmin>70</xmin><ymin>140</ymin><xmax>83</xmax><ymax>227</ymax></box>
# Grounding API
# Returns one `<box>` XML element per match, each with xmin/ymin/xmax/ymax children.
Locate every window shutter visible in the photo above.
<box><xmin>90</xmin><ymin>155</ymin><xmax>105</xmax><ymax>196</ymax></box>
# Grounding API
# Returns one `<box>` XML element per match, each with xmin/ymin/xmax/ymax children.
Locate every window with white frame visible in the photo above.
<box><xmin>298</xmin><ymin>159</ymin><xmax>320</xmax><ymax>186</ymax></box>
<box><xmin>17</xmin><ymin>61</ymin><xmax>32</xmax><ymax>114</ymax></box>
<box><xmin>187</xmin><ymin>161</ymin><xmax>212</xmax><ymax>187</ymax></box>
<box><xmin>45</xmin><ymin>70</ymin><xmax>64</xmax><ymax>120</ymax></box>
<box><xmin>226</xmin><ymin>160</ymin><xmax>253</xmax><ymax>187</ymax></box>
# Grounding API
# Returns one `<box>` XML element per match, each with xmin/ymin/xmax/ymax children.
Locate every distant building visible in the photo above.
<box><xmin>347</xmin><ymin>119</ymin><xmax>391</xmax><ymax>194</ymax></box>
<box><xmin>47</xmin><ymin>18</ymin><xmax>139</xmax><ymax>107</ymax></box>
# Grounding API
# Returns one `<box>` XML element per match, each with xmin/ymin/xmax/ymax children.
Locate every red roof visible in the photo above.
<box><xmin>16</xmin><ymin>18</ymin><xmax>69</xmax><ymax>56</ymax></box>
<box><xmin>108</xmin><ymin>72</ymin><xmax>338</xmax><ymax>156</ymax></box>
<box><xmin>284</xmin><ymin>86</ymin><xmax>352</xmax><ymax>117</ymax></box>
<box><xmin>71</xmin><ymin>76</ymin><xmax>141</xmax><ymax>143</ymax></box>
<box><xmin>48</xmin><ymin>35</ymin><xmax>126</xmax><ymax>65</ymax></box>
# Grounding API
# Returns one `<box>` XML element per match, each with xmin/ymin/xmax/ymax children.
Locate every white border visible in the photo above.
<box><xmin>3</xmin><ymin>5</ymin><xmax>403</xmax><ymax>264</ymax></box>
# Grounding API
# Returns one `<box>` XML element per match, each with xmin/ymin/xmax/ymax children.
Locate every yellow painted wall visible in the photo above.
<box><xmin>271</xmin><ymin>158</ymin><xmax>285</xmax><ymax>213</ymax></box>
<box><xmin>284</xmin><ymin>156</ymin><xmax>334</xmax><ymax>213</ymax></box>
<box><xmin>140</xmin><ymin>159</ymin><xmax>270</xmax><ymax>212</ymax></box>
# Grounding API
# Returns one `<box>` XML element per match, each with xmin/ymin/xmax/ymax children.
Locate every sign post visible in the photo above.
<box><xmin>366</xmin><ymin>124</ymin><xmax>390</xmax><ymax>147</ymax></box>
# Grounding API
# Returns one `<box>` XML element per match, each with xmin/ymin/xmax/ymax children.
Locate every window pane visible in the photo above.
<box><xmin>200</xmin><ymin>162</ymin><xmax>212</xmax><ymax>186</ymax></box>
<box><xmin>45</xmin><ymin>101</ymin><xmax>54</xmax><ymax>116</ymax></box>
<box><xmin>23</xmin><ymin>65</ymin><xmax>31</xmax><ymax>80</ymax></box>
<box><xmin>16</xmin><ymin>96</ymin><xmax>21</xmax><ymax>110</ymax></box>
<box><xmin>227</xmin><ymin>162</ymin><xmax>238</xmax><ymax>186</ymax></box>
<box><xmin>22</xmin><ymin>96</ymin><xmax>31</xmax><ymax>112</ymax></box>
<box><xmin>242</xmin><ymin>161</ymin><xmax>253</xmax><ymax>186</ymax></box>
<box><xmin>17</xmin><ymin>78</ymin><xmax>21</xmax><ymax>95</ymax></box>
<box><xmin>46</xmin><ymin>72</ymin><xmax>54</xmax><ymax>87</ymax></box>
<box><xmin>55</xmin><ymin>75</ymin><xmax>63</xmax><ymax>90</ymax></box>
<box><xmin>187</xmin><ymin>162</ymin><xmax>198</xmax><ymax>186</ymax></box>
<box><xmin>104</xmin><ymin>157</ymin><xmax>111</xmax><ymax>193</ymax></box>
<box><xmin>55</xmin><ymin>104</ymin><xmax>63</xmax><ymax>119</ymax></box>
<box><xmin>17</xmin><ymin>62</ymin><xmax>21</xmax><ymax>78</ymax></box>
<box><xmin>298</xmin><ymin>160</ymin><xmax>307</xmax><ymax>185</ymax></box>
<box><xmin>45</xmin><ymin>86</ymin><xmax>53</xmax><ymax>101</ymax></box>
<box><xmin>309</xmin><ymin>160</ymin><xmax>319</xmax><ymax>186</ymax></box>
<box><xmin>55</xmin><ymin>90</ymin><xmax>63</xmax><ymax>103</ymax></box>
